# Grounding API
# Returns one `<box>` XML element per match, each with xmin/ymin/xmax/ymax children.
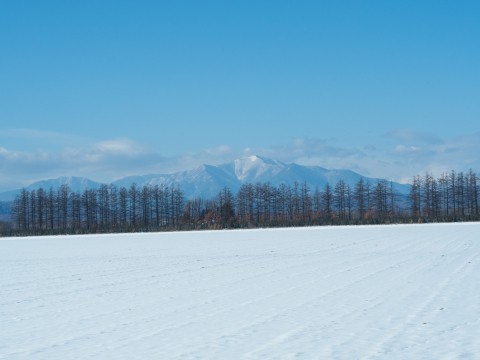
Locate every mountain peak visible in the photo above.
<box><xmin>0</xmin><ymin>156</ymin><xmax>411</xmax><ymax>202</ymax></box>
<box><xmin>232</xmin><ymin>155</ymin><xmax>285</xmax><ymax>182</ymax></box>
<box><xmin>237</xmin><ymin>155</ymin><xmax>266</xmax><ymax>164</ymax></box>
<box><xmin>247</xmin><ymin>155</ymin><xmax>281</xmax><ymax>165</ymax></box>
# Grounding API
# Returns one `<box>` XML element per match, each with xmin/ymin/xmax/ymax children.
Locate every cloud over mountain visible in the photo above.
<box><xmin>1</xmin><ymin>128</ymin><xmax>479</xmax><ymax>192</ymax></box>
<box><xmin>0</xmin><ymin>155</ymin><xmax>410</xmax><ymax>202</ymax></box>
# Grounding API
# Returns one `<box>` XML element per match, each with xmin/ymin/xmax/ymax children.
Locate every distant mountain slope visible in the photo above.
<box><xmin>0</xmin><ymin>177</ymin><xmax>103</xmax><ymax>202</ymax></box>
<box><xmin>0</xmin><ymin>156</ymin><xmax>410</xmax><ymax>202</ymax></box>
<box><xmin>110</xmin><ymin>155</ymin><xmax>410</xmax><ymax>198</ymax></box>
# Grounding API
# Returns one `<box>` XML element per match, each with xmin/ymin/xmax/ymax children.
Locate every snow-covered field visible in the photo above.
<box><xmin>1</xmin><ymin>223</ymin><xmax>479</xmax><ymax>359</ymax></box>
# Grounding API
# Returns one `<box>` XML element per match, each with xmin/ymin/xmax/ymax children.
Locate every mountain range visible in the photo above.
<box><xmin>0</xmin><ymin>155</ymin><xmax>410</xmax><ymax>203</ymax></box>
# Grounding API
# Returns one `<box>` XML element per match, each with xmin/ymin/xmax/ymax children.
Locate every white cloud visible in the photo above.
<box><xmin>393</xmin><ymin>145</ymin><xmax>422</xmax><ymax>154</ymax></box>
<box><xmin>0</xmin><ymin>129</ymin><xmax>479</xmax><ymax>191</ymax></box>
<box><xmin>237</xmin><ymin>132</ymin><xmax>480</xmax><ymax>183</ymax></box>
<box><xmin>0</xmin><ymin>128</ymin><xmax>90</xmax><ymax>148</ymax></box>
<box><xmin>0</xmin><ymin>137</ymin><xmax>163</xmax><ymax>189</ymax></box>
<box><xmin>171</xmin><ymin>145</ymin><xmax>235</xmax><ymax>170</ymax></box>
<box><xmin>386</xmin><ymin>128</ymin><xmax>442</xmax><ymax>145</ymax></box>
<box><xmin>95</xmin><ymin>139</ymin><xmax>147</xmax><ymax>156</ymax></box>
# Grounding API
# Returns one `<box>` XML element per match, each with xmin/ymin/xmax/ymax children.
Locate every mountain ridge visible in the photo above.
<box><xmin>0</xmin><ymin>155</ymin><xmax>410</xmax><ymax>202</ymax></box>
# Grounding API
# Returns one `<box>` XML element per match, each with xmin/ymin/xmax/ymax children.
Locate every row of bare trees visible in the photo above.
<box><xmin>201</xmin><ymin>179</ymin><xmax>398</xmax><ymax>228</ymax></box>
<box><xmin>409</xmin><ymin>170</ymin><xmax>479</xmax><ymax>221</ymax></box>
<box><xmin>9</xmin><ymin>178</ymin><xmax>399</xmax><ymax>235</ymax></box>
<box><xmin>6</xmin><ymin>169</ymin><xmax>479</xmax><ymax>236</ymax></box>
<box><xmin>11</xmin><ymin>184</ymin><xmax>184</xmax><ymax>234</ymax></box>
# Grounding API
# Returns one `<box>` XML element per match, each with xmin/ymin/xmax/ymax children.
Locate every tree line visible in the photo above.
<box><xmin>4</xmin><ymin>169</ymin><xmax>479</xmax><ymax>236</ymax></box>
<box><xmin>409</xmin><ymin>170</ymin><xmax>479</xmax><ymax>221</ymax></box>
<box><xmin>10</xmin><ymin>184</ymin><xmax>184</xmax><ymax>235</ymax></box>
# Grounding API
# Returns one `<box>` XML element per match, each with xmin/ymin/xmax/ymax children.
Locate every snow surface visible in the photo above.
<box><xmin>1</xmin><ymin>223</ymin><xmax>479</xmax><ymax>359</ymax></box>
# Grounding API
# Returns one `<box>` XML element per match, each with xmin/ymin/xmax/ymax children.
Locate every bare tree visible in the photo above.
<box><xmin>322</xmin><ymin>183</ymin><xmax>333</xmax><ymax>223</ymax></box>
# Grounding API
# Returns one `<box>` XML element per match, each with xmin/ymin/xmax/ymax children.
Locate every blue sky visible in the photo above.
<box><xmin>1</xmin><ymin>1</ymin><xmax>479</xmax><ymax>190</ymax></box>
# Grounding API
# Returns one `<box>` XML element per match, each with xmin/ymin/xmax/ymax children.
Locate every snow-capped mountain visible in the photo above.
<box><xmin>111</xmin><ymin>164</ymin><xmax>240</xmax><ymax>199</ymax></box>
<box><xmin>109</xmin><ymin>155</ymin><xmax>410</xmax><ymax>198</ymax></box>
<box><xmin>223</xmin><ymin>156</ymin><xmax>287</xmax><ymax>183</ymax></box>
<box><xmin>0</xmin><ymin>156</ymin><xmax>410</xmax><ymax>202</ymax></box>
<box><xmin>30</xmin><ymin>176</ymin><xmax>103</xmax><ymax>193</ymax></box>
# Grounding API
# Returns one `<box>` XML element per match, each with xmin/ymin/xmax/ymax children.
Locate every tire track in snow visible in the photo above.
<box><xmin>362</xmin><ymin>236</ymin><xmax>480</xmax><ymax>359</ymax></box>
<box><xmin>2</xmin><ymin>224</ymin><xmax>480</xmax><ymax>360</ymax></box>
<box><xmin>171</xmin><ymin>241</ymin><xmax>435</xmax><ymax>358</ymax></box>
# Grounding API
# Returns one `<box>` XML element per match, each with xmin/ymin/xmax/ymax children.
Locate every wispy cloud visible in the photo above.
<box><xmin>1</xmin><ymin>128</ymin><xmax>479</xmax><ymax>191</ymax></box>
<box><xmin>0</xmin><ymin>128</ymin><xmax>90</xmax><ymax>148</ymax></box>
<box><xmin>0</xmin><ymin>136</ymin><xmax>162</xmax><ymax>189</ymax></box>
<box><xmin>95</xmin><ymin>139</ymin><xmax>148</xmax><ymax>157</ymax></box>
<box><xmin>386</xmin><ymin>128</ymin><xmax>443</xmax><ymax>145</ymax></box>
<box><xmin>241</xmin><ymin>131</ymin><xmax>480</xmax><ymax>183</ymax></box>
<box><xmin>393</xmin><ymin>145</ymin><xmax>422</xmax><ymax>155</ymax></box>
<box><xmin>0</xmin><ymin>133</ymin><xmax>242</xmax><ymax>190</ymax></box>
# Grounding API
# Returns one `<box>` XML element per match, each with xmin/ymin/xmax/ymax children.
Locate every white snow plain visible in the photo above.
<box><xmin>1</xmin><ymin>223</ymin><xmax>479</xmax><ymax>360</ymax></box>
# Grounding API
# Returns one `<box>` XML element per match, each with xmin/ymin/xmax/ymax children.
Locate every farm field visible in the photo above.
<box><xmin>1</xmin><ymin>223</ymin><xmax>479</xmax><ymax>359</ymax></box>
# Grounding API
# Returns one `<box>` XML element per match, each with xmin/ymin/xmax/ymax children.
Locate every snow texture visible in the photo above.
<box><xmin>1</xmin><ymin>223</ymin><xmax>479</xmax><ymax>359</ymax></box>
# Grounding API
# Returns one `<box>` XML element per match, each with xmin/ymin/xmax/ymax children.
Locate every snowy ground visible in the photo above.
<box><xmin>1</xmin><ymin>223</ymin><xmax>479</xmax><ymax>360</ymax></box>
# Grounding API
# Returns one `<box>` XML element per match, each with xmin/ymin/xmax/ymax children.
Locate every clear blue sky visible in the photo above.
<box><xmin>1</xmin><ymin>1</ymin><xmax>479</xmax><ymax>190</ymax></box>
